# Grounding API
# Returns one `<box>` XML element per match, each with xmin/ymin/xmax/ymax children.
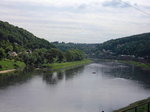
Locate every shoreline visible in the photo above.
<box><xmin>95</xmin><ymin>59</ymin><xmax>150</xmax><ymax>71</ymax></box>
<box><xmin>43</xmin><ymin>59</ymin><xmax>92</xmax><ymax>71</ymax></box>
<box><xmin>0</xmin><ymin>59</ymin><xmax>26</xmax><ymax>74</ymax></box>
<box><xmin>0</xmin><ymin>69</ymin><xmax>16</xmax><ymax>74</ymax></box>
<box><xmin>0</xmin><ymin>59</ymin><xmax>92</xmax><ymax>74</ymax></box>
<box><xmin>119</xmin><ymin>60</ymin><xmax>150</xmax><ymax>71</ymax></box>
<box><xmin>114</xmin><ymin>97</ymin><xmax>150</xmax><ymax>112</ymax></box>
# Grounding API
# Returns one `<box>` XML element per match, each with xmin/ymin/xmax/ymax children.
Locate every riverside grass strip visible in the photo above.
<box><xmin>43</xmin><ymin>59</ymin><xmax>92</xmax><ymax>70</ymax></box>
<box><xmin>0</xmin><ymin>59</ymin><xmax>26</xmax><ymax>71</ymax></box>
<box><xmin>114</xmin><ymin>98</ymin><xmax>150</xmax><ymax>112</ymax></box>
<box><xmin>120</xmin><ymin>60</ymin><xmax>150</xmax><ymax>70</ymax></box>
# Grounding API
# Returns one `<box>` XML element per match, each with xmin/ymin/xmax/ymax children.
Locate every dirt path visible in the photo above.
<box><xmin>0</xmin><ymin>69</ymin><xmax>16</xmax><ymax>74</ymax></box>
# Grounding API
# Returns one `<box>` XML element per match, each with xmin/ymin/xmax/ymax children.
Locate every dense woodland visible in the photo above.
<box><xmin>52</xmin><ymin>42</ymin><xmax>98</xmax><ymax>58</ymax></box>
<box><xmin>53</xmin><ymin>33</ymin><xmax>150</xmax><ymax>60</ymax></box>
<box><xmin>94</xmin><ymin>33</ymin><xmax>150</xmax><ymax>59</ymax></box>
<box><xmin>0</xmin><ymin>21</ymin><xmax>85</xmax><ymax>67</ymax></box>
<box><xmin>0</xmin><ymin>20</ymin><xmax>150</xmax><ymax>68</ymax></box>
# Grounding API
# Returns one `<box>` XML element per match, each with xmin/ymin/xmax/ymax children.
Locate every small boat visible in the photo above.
<box><xmin>92</xmin><ymin>72</ymin><xmax>96</xmax><ymax>74</ymax></box>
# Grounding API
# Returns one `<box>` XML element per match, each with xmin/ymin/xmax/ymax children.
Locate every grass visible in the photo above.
<box><xmin>114</xmin><ymin>98</ymin><xmax>150</xmax><ymax>112</ymax></box>
<box><xmin>43</xmin><ymin>59</ymin><xmax>92</xmax><ymax>70</ymax></box>
<box><xmin>120</xmin><ymin>60</ymin><xmax>150</xmax><ymax>70</ymax></box>
<box><xmin>0</xmin><ymin>59</ymin><xmax>26</xmax><ymax>71</ymax></box>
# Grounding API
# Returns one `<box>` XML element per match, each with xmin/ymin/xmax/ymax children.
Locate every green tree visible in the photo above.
<box><xmin>0</xmin><ymin>48</ymin><xmax>6</xmax><ymax>59</ymax></box>
<box><xmin>46</xmin><ymin>48</ymin><xmax>64</xmax><ymax>63</ymax></box>
<box><xmin>65</xmin><ymin>49</ymin><xmax>84</xmax><ymax>62</ymax></box>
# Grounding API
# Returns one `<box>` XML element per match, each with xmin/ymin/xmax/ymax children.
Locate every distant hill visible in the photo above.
<box><xmin>0</xmin><ymin>21</ymin><xmax>86</xmax><ymax>66</ymax></box>
<box><xmin>0</xmin><ymin>20</ymin><xmax>55</xmax><ymax>51</ymax></box>
<box><xmin>95</xmin><ymin>33</ymin><xmax>150</xmax><ymax>58</ymax></box>
<box><xmin>1</xmin><ymin>20</ymin><xmax>150</xmax><ymax>59</ymax></box>
<box><xmin>52</xmin><ymin>42</ymin><xmax>98</xmax><ymax>57</ymax></box>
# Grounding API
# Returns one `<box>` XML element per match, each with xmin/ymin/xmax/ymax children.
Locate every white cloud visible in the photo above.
<box><xmin>0</xmin><ymin>0</ymin><xmax>150</xmax><ymax>43</ymax></box>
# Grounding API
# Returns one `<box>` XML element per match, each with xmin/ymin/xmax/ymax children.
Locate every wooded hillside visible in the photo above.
<box><xmin>95</xmin><ymin>33</ymin><xmax>150</xmax><ymax>58</ymax></box>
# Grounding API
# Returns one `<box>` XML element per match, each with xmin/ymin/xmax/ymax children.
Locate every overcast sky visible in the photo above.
<box><xmin>0</xmin><ymin>0</ymin><xmax>150</xmax><ymax>43</ymax></box>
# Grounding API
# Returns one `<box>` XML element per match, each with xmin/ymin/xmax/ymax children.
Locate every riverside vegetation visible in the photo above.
<box><xmin>1</xmin><ymin>20</ymin><xmax>150</xmax><ymax>72</ymax></box>
<box><xmin>0</xmin><ymin>21</ymin><xmax>87</xmax><ymax>72</ymax></box>
<box><xmin>114</xmin><ymin>97</ymin><xmax>150</xmax><ymax>112</ymax></box>
<box><xmin>0</xmin><ymin>20</ymin><xmax>150</xmax><ymax>111</ymax></box>
<box><xmin>94</xmin><ymin>32</ymin><xmax>150</xmax><ymax>59</ymax></box>
<box><xmin>120</xmin><ymin>60</ymin><xmax>150</xmax><ymax>71</ymax></box>
<box><xmin>0</xmin><ymin>59</ymin><xmax>25</xmax><ymax>71</ymax></box>
<box><xmin>43</xmin><ymin>59</ymin><xmax>92</xmax><ymax>70</ymax></box>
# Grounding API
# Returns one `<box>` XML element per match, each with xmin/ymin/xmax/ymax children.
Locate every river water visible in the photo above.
<box><xmin>0</xmin><ymin>60</ymin><xmax>150</xmax><ymax>112</ymax></box>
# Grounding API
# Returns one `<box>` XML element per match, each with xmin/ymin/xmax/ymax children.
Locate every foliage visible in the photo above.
<box><xmin>0</xmin><ymin>21</ymin><xmax>55</xmax><ymax>49</ymax></box>
<box><xmin>43</xmin><ymin>59</ymin><xmax>92</xmax><ymax>70</ymax></box>
<box><xmin>0</xmin><ymin>20</ymin><xmax>87</xmax><ymax>69</ymax></box>
<box><xmin>120</xmin><ymin>60</ymin><xmax>150</xmax><ymax>70</ymax></box>
<box><xmin>0</xmin><ymin>20</ymin><xmax>55</xmax><ymax>53</ymax></box>
<box><xmin>45</xmin><ymin>48</ymin><xmax>64</xmax><ymax>63</ymax></box>
<box><xmin>114</xmin><ymin>97</ymin><xmax>150</xmax><ymax>112</ymax></box>
<box><xmin>65</xmin><ymin>49</ymin><xmax>85</xmax><ymax>62</ymax></box>
<box><xmin>18</xmin><ymin>48</ymin><xmax>85</xmax><ymax>67</ymax></box>
<box><xmin>0</xmin><ymin>59</ymin><xmax>26</xmax><ymax>71</ymax></box>
<box><xmin>52</xmin><ymin>41</ymin><xmax>98</xmax><ymax>58</ymax></box>
<box><xmin>95</xmin><ymin>33</ymin><xmax>150</xmax><ymax>58</ymax></box>
<box><xmin>0</xmin><ymin>48</ymin><xmax>6</xmax><ymax>59</ymax></box>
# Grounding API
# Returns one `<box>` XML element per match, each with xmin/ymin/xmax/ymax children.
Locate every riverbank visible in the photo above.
<box><xmin>0</xmin><ymin>59</ymin><xmax>26</xmax><ymax>74</ymax></box>
<box><xmin>0</xmin><ymin>59</ymin><xmax>92</xmax><ymax>74</ymax></box>
<box><xmin>114</xmin><ymin>97</ymin><xmax>150</xmax><ymax>112</ymax></box>
<box><xmin>120</xmin><ymin>60</ymin><xmax>150</xmax><ymax>71</ymax></box>
<box><xmin>97</xmin><ymin>59</ymin><xmax>150</xmax><ymax>71</ymax></box>
<box><xmin>43</xmin><ymin>59</ymin><xmax>92</xmax><ymax>71</ymax></box>
<box><xmin>0</xmin><ymin>69</ymin><xmax>16</xmax><ymax>74</ymax></box>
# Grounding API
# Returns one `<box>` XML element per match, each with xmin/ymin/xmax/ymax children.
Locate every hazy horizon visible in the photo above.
<box><xmin>0</xmin><ymin>0</ymin><xmax>150</xmax><ymax>43</ymax></box>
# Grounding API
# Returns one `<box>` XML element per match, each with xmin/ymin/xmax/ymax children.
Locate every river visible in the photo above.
<box><xmin>0</xmin><ymin>60</ymin><xmax>150</xmax><ymax>112</ymax></box>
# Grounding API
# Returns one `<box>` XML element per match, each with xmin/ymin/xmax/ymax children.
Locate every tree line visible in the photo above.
<box><xmin>94</xmin><ymin>32</ymin><xmax>150</xmax><ymax>59</ymax></box>
<box><xmin>52</xmin><ymin>41</ymin><xmax>98</xmax><ymax>58</ymax></box>
<box><xmin>18</xmin><ymin>48</ymin><xmax>85</xmax><ymax>67</ymax></box>
<box><xmin>0</xmin><ymin>20</ymin><xmax>85</xmax><ymax>67</ymax></box>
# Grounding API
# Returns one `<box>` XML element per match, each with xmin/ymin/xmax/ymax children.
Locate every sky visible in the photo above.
<box><xmin>0</xmin><ymin>0</ymin><xmax>150</xmax><ymax>43</ymax></box>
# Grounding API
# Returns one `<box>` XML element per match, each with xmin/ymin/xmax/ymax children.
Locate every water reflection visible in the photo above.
<box><xmin>43</xmin><ymin>71</ymin><xmax>64</xmax><ymax>85</ymax></box>
<box><xmin>65</xmin><ymin>66</ymin><xmax>84</xmax><ymax>80</ymax></box>
<box><xmin>97</xmin><ymin>60</ymin><xmax>150</xmax><ymax>88</ymax></box>
<box><xmin>0</xmin><ymin>71</ymin><xmax>34</xmax><ymax>88</ymax></box>
<box><xmin>0</xmin><ymin>61</ymin><xmax>150</xmax><ymax>112</ymax></box>
<box><xmin>0</xmin><ymin>62</ymin><xmax>149</xmax><ymax>89</ymax></box>
<box><xmin>42</xmin><ymin>66</ymin><xmax>84</xmax><ymax>85</ymax></box>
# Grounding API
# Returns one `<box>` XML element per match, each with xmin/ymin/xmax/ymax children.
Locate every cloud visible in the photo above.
<box><xmin>102</xmin><ymin>0</ymin><xmax>130</xmax><ymax>8</ymax></box>
<box><xmin>0</xmin><ymin>0</ymin><xmax>150</xmax><ymax>43</ymax></box>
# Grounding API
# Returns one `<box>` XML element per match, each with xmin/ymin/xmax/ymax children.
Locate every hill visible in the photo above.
<box><xmin>95</xmin><ymin>33</ymin><xmax>150</xmax><ymax>59</ymax></box>
<box><xmin>0</xmin><ymin>20</ymin><xmax>55</xmax><ymax>51</ymax></box>
<box><xmin>52</xmin><ymin>42</ymin><xmax>98</xmax><ymax>58</ymax></box>
<box><xmin>0</xmin><ymin>20</ymin><xmax>86</xmax><ymax>69</ymax></box>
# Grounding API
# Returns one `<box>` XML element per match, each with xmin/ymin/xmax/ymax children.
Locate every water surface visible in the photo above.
<box><xmin>0</xmin><ymin>61</ymin><xmax>150</xmax><ymax>112</ymax></box>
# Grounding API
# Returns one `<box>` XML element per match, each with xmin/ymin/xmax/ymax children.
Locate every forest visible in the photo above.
<box><xmin>0</xmin><ymin>21</ymin><xmax>85</xmax><ymax>69</ymax></box>
<box><xmin>94</xmin><ymin>32</ymin><xmax>150</xmax><ymax>60</ymax></box>
<box><xmin>52</xmin><ymin>41</ymin><xmax>98</xmax><ymax>58</ymax></box>
<box><xmin>0</xmin><ymin>20</ymin><xmax>150</xmax><ymax>69</ymax></box>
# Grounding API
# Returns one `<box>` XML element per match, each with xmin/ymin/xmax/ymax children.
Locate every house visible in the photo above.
<box><xmin>8</xmin><ymin>51</ymin><xmax>18</xmax><ymax>57</ymax></box>
<box><xmin>26</xmin><ymin>50</ymin><xmax>32</xmax><ymax>54</ymax></box>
